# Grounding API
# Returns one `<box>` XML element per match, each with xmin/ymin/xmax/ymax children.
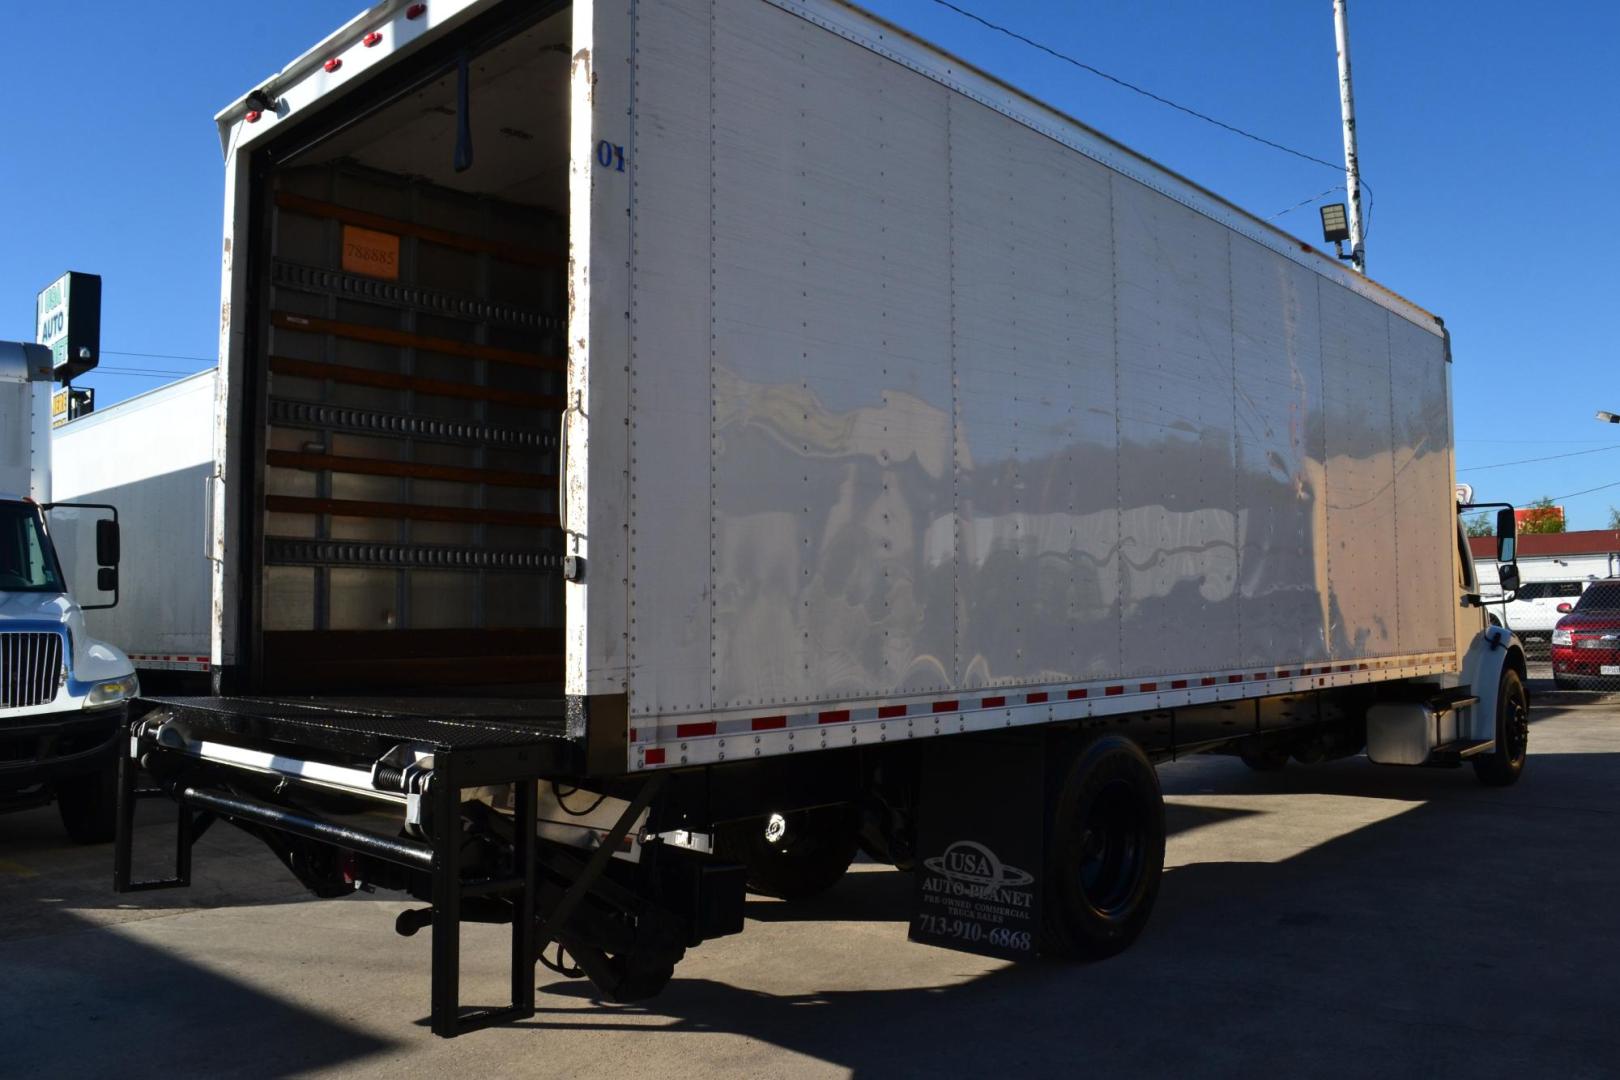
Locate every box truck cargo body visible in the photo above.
<box><xmin>53</xmin><ymin>370</ymin><xmax>216</xmax><ymax>689</ymax></box>
<box><xmin>120</xmin><ymin>0</ymin><xmax>1530</xmax><ymax>1037</ymax></box>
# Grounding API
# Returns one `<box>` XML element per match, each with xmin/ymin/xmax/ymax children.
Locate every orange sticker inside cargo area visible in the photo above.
<box><xmin>341</xmin><ymin>225</ymin><xmax>400</xmax><ymax>280</ymax></box>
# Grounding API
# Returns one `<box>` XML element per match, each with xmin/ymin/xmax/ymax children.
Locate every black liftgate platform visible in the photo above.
<box><xmin>113</xmin><ymin>695</ymin><xmax>584</xmax><ymax>1037</ymax></box>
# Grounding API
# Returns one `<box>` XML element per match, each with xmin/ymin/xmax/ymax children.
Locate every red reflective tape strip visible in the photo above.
<box><xmin>1026</xmin><ymin>692</ymin><xmax>1048</xmax><ymax>704</ymax></box>
<box><xmin>877</xmin><ymin>705</ymin><xmax>908</xmax><ymax>719</ymax></box>
<box><xmin>643</xmin><ymin>748</ymin><xmax>666</xmax><ymax>766</ymax></box>
<box><xmin>1339</xmin><ymin>665</ymin><xmax>1353</xmax><ymax>672</ymax></box>
<box><xmin>818</xmin><ymin>710</ymin><xmax>851</xmax><ymax>725</ymax></box>
<box><xmin>1253</xmin><ymin>673</ymin><xmax>1268</xmax><ymax>681</ymax></box>
<box><xmin>1171</xmin><ymin>679</ymin><xmax>1188</xmax><ymax>689</ymax></box>
<box><xmin>1202</xmin><ymin>677</ymin><xmax>1217</xmax><ymax>686</ymax></box>
<box><xmin>981</xmin><ymin>696</ymin><xmax>1006</xmax><ymax>708</ymax></box>
<box><xmin>752</xmin><ymin>715</ymin><xmax>787</xmax><ymax>731</ymax></box>
<box><xmin>1228</xmin><ymin>674</ymin><xmax>1244</xmax><ymax>683</ymax></box>
<box><xmin>1068</xmin><ymin>688</ymin><xmax>1087</xmax><ymax>700</ymax></box>
<box><xmin>1277</xmin><ymin>669</ymin><xmax>1291</xmax><ymax>677</ymax></box>
<box><xmin>675</xmin><ymin>721</ymin><xmax>716</xmax><ymax>739</ymax></box>
<box><xmin>1139</xmin><ymin>682</ymin><xmax>1157</xmax><ymax>692</ymax></box>
<box><xmin>1359</xmin><ymin>663</ymin><xmax>1369</xmax><ymax>670</ymax></box>
<box><xmin>628</xmin><ymin>729</ymin><xmax>638</xmax><ymax>743</ymax></box>
<box><xmin>932</xmin><ymin>700</ymin><xmax>958</xmax><ymax>713</ymax></box>
<box><xmin>1105</xmin><ymin>686</ymin><xmax>1124</xmax><ymax>697</ymax></box>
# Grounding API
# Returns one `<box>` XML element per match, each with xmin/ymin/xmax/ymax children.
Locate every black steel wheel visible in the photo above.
<box><xmin>1043</xmin><ymin>736</ymin><xmax>1164</xmax><ymax>959</ymax></box>
<box><xmin>1474</xmin><ymin>667</ymin><xmax>1529</xmax><ymax>787</ymax></box>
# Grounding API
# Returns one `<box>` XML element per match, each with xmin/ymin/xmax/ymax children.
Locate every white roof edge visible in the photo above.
<box><xmin>54</xmin><ymin>369</ymin><xmax>217</xmax><ymax>437</ymax></box>
<box><xmin>774</xmin><ymin>0</ymin><xmax>1443</xmax><ymax>336</ymax></box>
<box><xmin>214</xmin><ymin>0</ymin><xmax>400</xmax><ymax>154</ymax></box>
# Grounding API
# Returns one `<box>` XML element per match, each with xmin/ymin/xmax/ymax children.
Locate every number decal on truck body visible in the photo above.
<box><xmin>595</xmin><ymin>140</ymin><xmax>626</xmax><ymax>172</ymax></box>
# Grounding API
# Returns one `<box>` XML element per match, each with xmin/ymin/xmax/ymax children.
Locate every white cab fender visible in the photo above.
<box><xmin>1459</xmin><ymin>624</ymin><xmax>1521</xmax><ymax>743</ymax></box>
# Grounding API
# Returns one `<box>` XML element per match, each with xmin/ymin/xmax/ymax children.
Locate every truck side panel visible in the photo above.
<box><xmin>613</xmin><ymin>0</ymin><xmax>1456</xmax><ymax>761</ymax></box>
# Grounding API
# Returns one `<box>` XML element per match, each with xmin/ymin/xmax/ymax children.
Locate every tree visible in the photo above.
<box><xmin>1464</xmin><ymin>513</ymin><xmax>1494</xmax><ymax>538</ymax></box>
<box><xmin>1519</xmin><ymin>497</ymin><xmax>1565</xmax><ymax>535</ymax></box>
<box><xmin>1609</xmin><ymin>506</ymin><xmax>1620</xmax><ymax>531</ymax></box>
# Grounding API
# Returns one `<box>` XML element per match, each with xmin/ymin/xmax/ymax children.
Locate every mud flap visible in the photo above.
<box><xmin>908</xmin><ymin>735</ymin><xmax>1044</xmax><ymax>961</ymax></box>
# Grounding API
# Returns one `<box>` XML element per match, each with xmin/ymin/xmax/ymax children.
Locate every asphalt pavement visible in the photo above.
<box><xmin>2</xmin><ymin>684</ymin><xmax>1616</xmax><ymax>1079</ymax></box>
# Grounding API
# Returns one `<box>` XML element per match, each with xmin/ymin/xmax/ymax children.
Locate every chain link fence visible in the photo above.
<box><xmin>1472</xmin><ymin>525</ymin><xmax>1620</xmax><ymax>695</ymax></box>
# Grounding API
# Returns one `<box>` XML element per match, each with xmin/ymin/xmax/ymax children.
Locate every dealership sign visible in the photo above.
<box><xmin>36</xmin><ymin>271</ymin><xmax>101</xmax><ymax>382</ymax></box>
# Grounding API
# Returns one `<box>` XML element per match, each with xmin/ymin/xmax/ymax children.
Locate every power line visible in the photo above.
<box><xmin>1271</xmin><ymin>186</ymin><xmax>1342</xmax><ymax>221</ymax></box>
<box><xmin>1459</xmin><ymin>445</ymin><xmax>1620</xmax><ymax>472</ymax></box>
<box><xmin>103</xmin><ymin>349</ymin><xmax>214</xmax><ymax>363</ymax></box>
<box><xmin>928</xmin><ymin>0</ymin><xmax>1375</xmax><ymax>235</ymax></box>
<box><xmin>1548</xmin><ymin>479</ymin><xmax>1620</xmax><ymax>502</ymax></box>
<box><xmin>91</xmin><ymin>366</ymin><xmax>201</xmax><ymax>378</ymax></box>
<box><xmin>931</xmin><ymin>0</ymin><xmax>1347</xmax><ymax>171</ymax></box>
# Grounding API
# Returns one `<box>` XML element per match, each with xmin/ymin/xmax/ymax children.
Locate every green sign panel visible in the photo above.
<box><xmin>36</xmin><ymin>271</ymin><xmax>101</xmax><ymax>383</ymax></box>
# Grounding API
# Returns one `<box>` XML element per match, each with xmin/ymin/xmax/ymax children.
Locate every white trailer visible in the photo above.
<box><xmin>53</xmin><ymin>370</ymin><xmax>217</xmax><ymax>689</ymax></box>
<box><xmin>120</xmin><ymin>0</ymin><xmax>1531</xmax><ymax>1037</ymax></box>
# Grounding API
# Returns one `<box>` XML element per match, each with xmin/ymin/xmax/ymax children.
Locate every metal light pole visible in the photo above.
<box><xmin>1333</xmin><ymin>0</ymin><xmax>1366</xmax><ymax>274</ymax></box>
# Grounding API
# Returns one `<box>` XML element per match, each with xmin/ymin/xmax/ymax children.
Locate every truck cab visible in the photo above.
<box><xmin>1</xmin><ymin>341</ymin><xmax>138</xmax><ymax>841</ymax></box>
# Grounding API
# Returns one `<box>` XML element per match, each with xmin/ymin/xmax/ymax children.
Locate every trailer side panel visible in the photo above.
<box><xmin>613</xmin><ymin>0</ymin><xmax>1455</xmax><ymax>766</ymax></box>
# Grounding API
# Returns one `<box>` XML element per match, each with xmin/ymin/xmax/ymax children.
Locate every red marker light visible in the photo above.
<box><xmin>323</xmin><ymin>57</ymin><xmax>342</xmax><ymax>72</ymax></box>
<box><xmin>406</xmin><ymin>3</ymin><xmax>426</xmax><ymax>18</ymax></box>
<box><xmin>363</xmin><ymin>31</ymin><xmax>382</xmax><ymax>46</ymax></box>
<box><xmin>245</xmin><ymin>110</ymin><xmax>262</xmax><ymax>123</ymax></box>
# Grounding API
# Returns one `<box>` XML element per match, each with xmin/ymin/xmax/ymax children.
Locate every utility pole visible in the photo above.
<box><xmin>1333</xmin><ymin>0</ymin><xmax>1366</xmax><ymax>274</ymax></box>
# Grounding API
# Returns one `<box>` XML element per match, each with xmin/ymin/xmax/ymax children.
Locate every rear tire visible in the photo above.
<box><xmin>55</xmin><ymin>764</ymin><xmax>118</xmax><ymax>845</ymax></box>
<box><xmin>1474</xmin><ymin>668</ymin><xmax>1529</xmax><ymax>787</ymax></box>
<box><xmin>1043</xmin><ymin>736</ymin><xmax>1164</xmax><ymax>959</ymax></box>
<box><xmin>720</xmin><ymin>805</ymin><xmax>860</xmax><ymax>900</ymax></box>
<box><xmin>1239</xmin><ymin>745</ymin><xmax>1289</xmax><ymax>772</ymax></box>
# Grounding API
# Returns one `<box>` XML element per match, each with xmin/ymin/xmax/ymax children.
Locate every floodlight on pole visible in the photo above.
<box><xmin>1597</xmin><ymin>411</ymin><xmax>1620</xmax><ymax>424</ymax></box>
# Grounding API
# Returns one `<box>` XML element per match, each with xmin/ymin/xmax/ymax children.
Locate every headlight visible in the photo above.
<box><xmin>86</xmin><ymin>674</ymin><xmax>140</xmax><ymax>707</ymax></box>
<box><xmin>1552</xmin><ymin>628</ymin><xmax>1573</xmax><ymax>646</ymax></box>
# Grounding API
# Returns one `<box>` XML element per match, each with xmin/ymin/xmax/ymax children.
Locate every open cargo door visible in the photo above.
<box><xmin>245</xmin><ymin>6</ymin><xmax>572</xmax><ymax>694</ymax></box>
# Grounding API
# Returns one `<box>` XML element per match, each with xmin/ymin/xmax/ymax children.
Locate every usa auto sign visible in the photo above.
<box><xmin>36</xmin><ymin>271</ymin><xmax>101</xmax><ymax>382</ymax></box>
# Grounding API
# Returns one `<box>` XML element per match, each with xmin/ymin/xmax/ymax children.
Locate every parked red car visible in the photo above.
<box><xmin>1551</xmin><ymin>579</ymin><xmax>1620</xmax><ymax>689</ymax></box>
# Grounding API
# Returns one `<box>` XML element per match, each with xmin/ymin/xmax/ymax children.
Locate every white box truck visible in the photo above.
<box><xmin>118</xmin><ymin>0</ymin><xmax>1530</xmax><ymax>1036</ymax></box>
<box><xmin>0</xmin><ymin>341</ymin><xmax>138</xmax><ymax>842</ymax></box>
<box><xmin>53</xmin><ymin>370</ymin><xmax>217</xmax><ymax>693</ymax></box>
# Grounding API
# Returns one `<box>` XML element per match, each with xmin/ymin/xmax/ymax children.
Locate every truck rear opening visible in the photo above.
<box><xmin>246</xmin><ymin>6</ymin><xmax>569</xmax><ymax>694</ymax></box>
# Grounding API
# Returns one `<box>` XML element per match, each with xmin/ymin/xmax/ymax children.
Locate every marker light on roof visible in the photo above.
<box><xmin>245</xmin><ymin>110</ymin><xmax>262</xmax><ymax>123</ymax></box>
<box><xmin>407</xmin><ymin>3</ymin><xmax>427</xmax><ymax>18</ymax></box>
<box><xmin>323</xmin><ymin>57</ymin><xmax>342</xmax><ymax>72</ymax></box>
<box><xmin>364</xmin><ymin>31</ymin><xmax>383</xmax><ymax>46</ymax></box>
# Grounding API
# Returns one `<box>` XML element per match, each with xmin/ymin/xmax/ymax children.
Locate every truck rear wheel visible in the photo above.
<box><xmin>1474</xmin><ymin>668</ymin><xmax>1529</xmax><ymax>787</ymax></box>
<box><xmin>55</xmin><ymin>764</ymin><xmax>118</xmax><ymax>845</ymax></box>
<box><xmin>1043</xmin><ymin>736</ymin><xmax>1164</xmax><ymax>959</ymax></box>
<box><xmin>720</xmin><ymin>805</ymin><xmax>860</xmax><ymax>900</ymax></box>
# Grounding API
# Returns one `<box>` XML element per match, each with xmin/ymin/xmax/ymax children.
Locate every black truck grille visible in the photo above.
<box><xmin>1</xmin><ymin>632</ymin><xmax>64</xmax><ymax>708</ymax></box>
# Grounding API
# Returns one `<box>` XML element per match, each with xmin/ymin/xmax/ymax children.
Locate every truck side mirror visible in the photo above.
<box><xmin>1495</xmin><ymin>508</ymin><xmax>1517</xmax><ymax>564</ymax></box>
<box><xmin>97</xmin><ymin>566</ymin><xmax>118</xmax><ymax>592</ymax></box>
<box><xmin>96</xmin><ymin>518</ymin><xmax>120</xmax><ymax>567</ymax></box>
<box><xmin>1497</xmin><ymin>561</ymin><xmax>1521</xmax><ymax>596</ymax></box>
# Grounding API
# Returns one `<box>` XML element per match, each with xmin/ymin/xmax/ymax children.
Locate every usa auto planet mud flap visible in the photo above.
<box><xmin>909</xmin><ymin>736</ymin><xmax>1044</xmax><ymax>961</ymax></box>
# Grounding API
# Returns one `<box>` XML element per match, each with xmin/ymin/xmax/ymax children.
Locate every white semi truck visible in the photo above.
<box><xmin>0</xmin><ymin>341</ymin><xmax>137</xmax><ymax>841</ymax></box>
<box><xmin>118</xmin><ymin>0</ymin><xmax>1528</xmax><ymax>1037</ymax></box>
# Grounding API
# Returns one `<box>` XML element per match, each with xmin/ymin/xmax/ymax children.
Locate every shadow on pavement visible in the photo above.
<box><xmin>0</xmin><ymin>906</ymin><xmax>396</xmax><ymax>1079</ymax></box>
<box><xmin>525</xmin><ymin>747</ymin><xmax>1619</xmax><ymax>1078</ymax></box>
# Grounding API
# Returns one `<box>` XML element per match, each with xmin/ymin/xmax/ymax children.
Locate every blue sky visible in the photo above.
<box><xmin>3</xmin><ymin>2</ymin><xmax>1617</xmax><ymax>524</ymax></box>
